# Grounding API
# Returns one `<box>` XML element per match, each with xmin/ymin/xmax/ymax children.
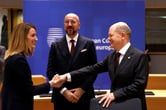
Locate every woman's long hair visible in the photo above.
<box><xmin>4</xmin><ymin>23</ymin><xmax>36</xmax><ymax>60</ymax></box>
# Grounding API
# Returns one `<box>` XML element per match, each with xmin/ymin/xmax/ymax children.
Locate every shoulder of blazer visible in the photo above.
<box><xmin>51</xmin><ymin>37</ymin><xmax>66</xmax><ymax>47</ymax></box>
<box><xmin>79</xmin><ymin>35</ymin><xmax>94</xmax><ymax>42</ymax></box>
<box><xmin>128</xmin><ymin>45</ymin><xmax>144</xmax><ymax>55</ymax></box>
<box><xmin>77</xmin><ymin>35</ymin><xmax>95</xmax><ymax>47</ymax></box>
<box><xmin>5</xmin><ymin>54</ymin><xmax>26</xmax><ymax>66</ymax></box>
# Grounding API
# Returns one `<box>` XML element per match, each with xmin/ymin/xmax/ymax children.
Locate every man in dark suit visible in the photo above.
<box><xmin>53</xmin><ymin>22</ymin><xmax>149</xmax><ymax>110</ymax></box>
<box><xmin>46</xmin><ymin>13</ymin><xmax>97</xmax><ymax>110</ymax></box>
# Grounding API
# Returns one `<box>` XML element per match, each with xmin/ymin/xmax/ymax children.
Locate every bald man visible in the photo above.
<box><xmin>46</xmin><ymin>13</ymin><xmax>98</xmax><ymax>110</ymax></box>
<box><xmin>52</xmin><ymin>22</ymin><xmax>149</xmax><ymax>110</ymax></box>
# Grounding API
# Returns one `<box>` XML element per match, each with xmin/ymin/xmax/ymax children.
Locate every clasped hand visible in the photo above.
<box><xmin>63</xmin><ymin>88</ymin><xmax>85</xmax><ymax>103</ymax></box>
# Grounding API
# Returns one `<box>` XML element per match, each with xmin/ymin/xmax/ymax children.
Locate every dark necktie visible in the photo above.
<box><xmin>70</xmin><ymin>39</ymin><xmax>75</xmax><ymax>56</ymax></box>
<box><xmin>114</xmin><ymin>52</ymin><xmax>121</xmax><ymax>71</ymax></box>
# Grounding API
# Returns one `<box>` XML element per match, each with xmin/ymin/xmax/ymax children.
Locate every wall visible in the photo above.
<box><xmin>150</xmin><ymin>55</ymin><xmax>166</xmax><ymax>73</ymax></box>
<box><xmin>146</xmin><ymin>0</ymin><xmax>166</xmax><ymax>74</ymax></box>
<box><xmin>146</xmin><ymin>0</ymin><xmax>166</xmax><ymax>8</ymax></box>
<box><xmin>0</xmin><ymin>0</ymin><xmax>22</xmax><ymax>9</ymax></box>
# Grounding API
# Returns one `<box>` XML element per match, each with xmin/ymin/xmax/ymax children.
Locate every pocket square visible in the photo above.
<box><xmin>81</xmin><ymin>49</ymin><xmax>87</xmax><ymax>52</ymax></box>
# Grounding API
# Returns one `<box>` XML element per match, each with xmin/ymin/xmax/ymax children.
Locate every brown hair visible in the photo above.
<box><xmin>4</xmin><ymin>23</ymin><xmax>36</xmax><ymax>59</ymax></box>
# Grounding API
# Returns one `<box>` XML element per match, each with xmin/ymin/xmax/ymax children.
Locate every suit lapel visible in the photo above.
<box><xmin>116</xmin><ymin>46</ymin><xmax>133</xmax><ymax>73</ymax></box>
<box><xmin>57</xmin><ymin>36</ymin><xmax>75</xmax><ymax>70</ymax></box>
<box><xmin>72</xmin><ymin>35</ymin><xmax>86</xmax><ymax>63</ymax></box>
<box><xmin>57</xmin><ymin>35</ymin><xmax>87</xmax><ymax>68</ymax></box>
<box><xmin>58</xmin><ymin>36</ymin><xmax>70</xmax><ymax>58</ymax></box>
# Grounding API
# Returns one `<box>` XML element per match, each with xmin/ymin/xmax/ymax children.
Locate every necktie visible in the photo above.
<box><xmin>70</xmin><ymin>39</ymin><xmax>75</xmax><ymax>56</ymax></box>
<box><xmin>114</xmin><ymin>52</ymin><xmax>121</xmax><ymax>71</ymax></box>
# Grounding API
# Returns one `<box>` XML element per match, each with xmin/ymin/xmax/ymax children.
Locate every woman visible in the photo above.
<box><xmin>1</xmin><ymin>23</ymin><xmax>55</xmax><ymax>110</ymax></box>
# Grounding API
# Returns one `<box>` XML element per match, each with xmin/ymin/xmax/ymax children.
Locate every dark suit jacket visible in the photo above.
<box><xmin>1</xmin><ymin>54</ymin><xmax>50</xmax><ymax>110</ymax></box>
<box><xmin>47</xmin><ymin>35</ymin><xmax>97</xmax><ymax>110</ymax></box>
<box><xmin>70</xmin><ymin>45</ymin><xmax>149</xmax><ymax>110</ymax></box>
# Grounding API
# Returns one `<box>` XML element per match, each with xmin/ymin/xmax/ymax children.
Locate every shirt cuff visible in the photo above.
<box><xmin>60</xmin><ymin>87</ymin><xmax>67</xmax><ymax>94</ymax></box>
<box><xmin>66</xmin><ymin>73</ymin><xmax>71</xmax><ymax>82</ymax></box>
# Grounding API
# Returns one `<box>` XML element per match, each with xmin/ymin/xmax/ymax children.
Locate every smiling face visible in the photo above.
<box><xmin>27</xmin><ymin>27</ymin><xmax>38</xmax><ymax>51</ymax></box>
<box><xmin>64</xmin><ymin>13</ymin><xmax>80</xmax><ymax>38</ymax></box>
<box><xmin>107</xmin><ymin>22</ymin><xmax>131</xmax><ymax>51</ymax></box>
<box><xmin>108</xmin><ymin>26</ymin><xmax>123</xmax><ymax>51</ymax></box>
<box><xmin>5</xmin><ymin>23</ymin><xmax>38</xmax><ymax>59</ymax></box>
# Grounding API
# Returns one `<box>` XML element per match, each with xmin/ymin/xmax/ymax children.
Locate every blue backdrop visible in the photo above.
<box><xmin>23</xmin><ymin>0</ymin><xmax>145</xmax><ymax>89</ymax></box>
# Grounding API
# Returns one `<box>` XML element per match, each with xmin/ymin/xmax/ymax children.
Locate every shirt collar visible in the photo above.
<box><xmin>119</xmin><ymin>42</ymin><xmax>131</xmax><ymax>55</ymax></box>
<box><xmin>66</xmin><ymin>33</ymin><xmax>78</xmax><ymax>43</ymax></box>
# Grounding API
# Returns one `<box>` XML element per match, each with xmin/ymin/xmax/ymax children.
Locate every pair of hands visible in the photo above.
<box><xmin>49</xmin><ymin>74</ymin><xmax>115</xmax><ymax>107</ymax></box>
<box><xmin>63</xmin><ymin>88</ymin><xmax>85</xmax><ymax>103</ymax></box>
<box><xmin>49</xmin><ymin>74</ymin><xmax>85</xmax><ymax>103</ymax></box>
<box><xmin>49</xmin><ymin>74</ymin><xmax>67</xmax><ymax>88</ymax></box>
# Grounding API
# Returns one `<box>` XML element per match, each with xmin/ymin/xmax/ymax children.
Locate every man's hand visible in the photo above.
<box><xmin>63</xmin><ymin>89</ymin><xmax>79</xmax><ymax>103</ymax></box>
<box><xmin>97</xmin><ymin>92</ymin><xmax>115</xmax><ymax>108</ymax></box>
<box><xmin>50</xmin><ymin>74</ymin><xmax>67</xmax><ymax>88</ymax></box>
<box><xmin>70</xmin><ymin>88</ymin><xmax>85</xmax><ymax>101</ymax></box>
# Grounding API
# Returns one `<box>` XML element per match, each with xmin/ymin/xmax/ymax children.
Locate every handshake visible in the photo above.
<box><xmin>49</xmin><ymin>74</ymin><xmax>68</xmax><ymax>88</ymax></box>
